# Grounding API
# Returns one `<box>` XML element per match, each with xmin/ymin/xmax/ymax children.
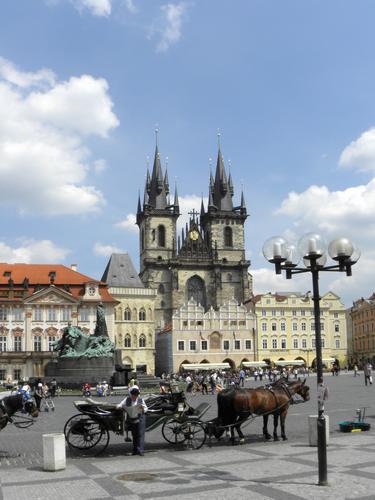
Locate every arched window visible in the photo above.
<box><xmin>158</xmin><ymin>284</ymin><xmax>165</xmax><ymax>294</ymax></box>
<box><xmin>124</xmin><ymin>335</ymin><xmax>131</xmax><ymax>348</ymax></box>
<box><xmin>186</xmin><ymin>275</ymin><xmax>206</xmax><ymax>309</ymax></box>
<box><xmin>124</xmin><ymin>308</ymin><xmax>131</xmax><ymax>321</ymax></box>
<box><xmin>139</xmin><ymin>335</ymin><xmax>146</xmax><ymax>348</ymax></box>
<box><xmin>224</xmin><ymin>226</ymin><xmax>233</xmax><ymax>247</ymax></box>
<box><xmin>158</xmin><ymin>225</ymin><xmax>165</xmax><ymax>247</ymax></box>
<box><xmin>139</xmin><ymin>308</ymin><xmax>146</xmax><ymax>321</ymax></box>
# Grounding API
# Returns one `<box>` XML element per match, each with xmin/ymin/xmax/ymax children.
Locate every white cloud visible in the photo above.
<box><xmin>0</xmin><ymin>56</ymin><xmax>119</xmax><ymax>215</ymax></box>
<box><xmin>150</xmin><ymin>2</ymin><xmax>188</xmax><ymax>52</ymax></box>
<box><xmin>124</xmin><ymin>0</ymin><xmax>137</xmax><ymax>13</ymax></box>
<box><xmin>116</xmin><ymin>213</ymin><xmax>137</xmax><ymax>232</ymax></box>
<box><xmin>251</xmin><ymin>267</ymin><xmax>305</xmax><ymax>296</ymax></box>
<box><xmin>339</xmin><ymin>128</ymin><xmax>375</xmax><ymax>174</ymax></box>
<box><xmin>71</xmin><ymin>0</ymin><xmax>112</xmax><ymax>17</ymax></box>
<box><xmin>93</xmin><ymin>242</ymin><xmax>124</xmax><ymax>256</ymax></box>
<box><xmin>0</xmin><ymin>57</ymin><xmax>55</xmax><ymax>89</ymax></box>
<box><xmin>0</xmin><ymin>239</ymin><xmax>69</xmax><ymax>263</ymax></box>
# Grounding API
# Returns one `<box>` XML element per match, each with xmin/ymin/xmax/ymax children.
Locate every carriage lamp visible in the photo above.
<box><xmin>262</xmin><ymin>232</ymin><xmax>360</xmax><ymax>487</ymax></box>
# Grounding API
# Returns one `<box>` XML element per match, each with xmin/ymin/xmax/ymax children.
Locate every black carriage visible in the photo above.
<box><xmin>64</xmin><ymin>390</ymin><xmax>210</xmax><ymax>454</ymax></box>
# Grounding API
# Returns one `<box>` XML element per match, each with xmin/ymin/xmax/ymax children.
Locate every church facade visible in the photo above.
<box><xmin>136</xmin><ymin>143</ymin><xmax>252</xmax><ymax>330</ymax></box>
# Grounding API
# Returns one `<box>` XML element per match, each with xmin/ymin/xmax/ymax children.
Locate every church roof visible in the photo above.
<box><xmin>101</xmin><ymin>254</ymin><xmax>144</xmax><ymax>288</ymax></box>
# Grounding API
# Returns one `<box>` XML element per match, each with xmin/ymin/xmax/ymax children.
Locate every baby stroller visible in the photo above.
<box><xmin>40</xmin><ymin>389</ymin><xmax>55</xmax><ymax>412</ymax></box>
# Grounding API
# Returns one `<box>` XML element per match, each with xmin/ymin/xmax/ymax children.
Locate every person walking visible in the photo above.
<box><xmin>353</xmin><ymin>364</ymin><xmax>358</xmax><ymax>377</ymax></box>
<box><xmin>117</xmin><ymin>385</ymin><xmax>148</xmax><ymax>456</ymax></box>
<box><xmin>364</xmin><ymin>361</ymin><xmax>373</xmax><ymax>386</ymax></box>
<box><xmin>239</xmin><ymin>369</ymin><xmax>245</xmax><ymax>387</ymax></box>
<box><xmin>34</xmin><ymin>382</ymin><xmax>43</xmax><ymax>411</ymax></box>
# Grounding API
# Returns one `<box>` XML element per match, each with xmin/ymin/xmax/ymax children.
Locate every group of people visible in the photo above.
<box><xmin>17</xmin><ymin>378</ymin><xmax>57</xmax><ymax>410</ymax></box>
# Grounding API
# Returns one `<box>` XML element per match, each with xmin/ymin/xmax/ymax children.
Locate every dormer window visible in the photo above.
<box><xmin>88</xmin><ymin>286</ymin><xmax>96</xmax><ymax>296</ymax></box>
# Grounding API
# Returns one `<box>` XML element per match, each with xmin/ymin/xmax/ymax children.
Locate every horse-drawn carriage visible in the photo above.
<box><xmin>63</xmin><ymin>379</ymin><xmax>310</xmax><ymax>455</ymax></box>
<box><xmin>64</xmin><ymin>389</ymin><xmax>211</xmax><ymax>453</ymax></box>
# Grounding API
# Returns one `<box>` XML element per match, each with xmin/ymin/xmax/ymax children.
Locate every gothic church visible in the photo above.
<box><xmin>136</xmin><ymin>141</ymin><xmax>252</xmax><ymax>329</ymax></box>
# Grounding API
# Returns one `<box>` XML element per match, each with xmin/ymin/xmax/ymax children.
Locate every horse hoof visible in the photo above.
<box><xmin>282</xmin><ymin>436</ymin><xmax>288</xmax><ymax>441</ymax></box>
<box><xmin>273</xmin><ymin>436</ymin><xmax>279</xmax><ymax>442</ymax></box>
<box><xmin>264</xmin><ymin>434</ymin><xmax>272</xmax><ymax>441</ymax></box>
<box><xmin>239</xmin><ymin>438</ymin><xmax>245</xmax><ymax>444</ymax></box>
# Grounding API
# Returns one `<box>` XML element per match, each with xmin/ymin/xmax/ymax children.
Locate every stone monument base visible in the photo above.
<box><xmin>45</xmin><ymin>357</ymin><xmax>114</xmax><ymax>387</ymax></box>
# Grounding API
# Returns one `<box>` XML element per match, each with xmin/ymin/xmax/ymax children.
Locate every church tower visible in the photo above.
<box><xmin>136</xmin><ymin>141</ymin><xmax>179</xmax><ymax>326</ymax></box>
<box><xmin>137</xmin><ymin>136</ymin><xmax>251</xmax><ymax>329</ymax></box>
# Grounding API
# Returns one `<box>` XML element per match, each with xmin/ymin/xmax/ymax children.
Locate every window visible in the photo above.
<box><xmin>34</xmin><ymin>306</ymin><xmax>43</xmax><ymax>321</ymax></box>
<box><xmin>245</xmin><ymin>339</ymin><xmax>252</xmax><ymax>349</ymax></box>
<box><xmin>320</xmin><ymin>323</ymin><xmax>324</xmax><ymax>331</ymax></box>
<box><xmin>158</xmin><ymin>284</ymin><xmax>165</xmax><ymax>294</ymax></box>
<box><xmin>293</xmin><ymin>338</ymin><xmax>298</xmax><ymax>349</ymax></box>
<box><xmin>312</xmin><ymin>339</ymin><xmax>316</xmax><ymax>348</ymax></box>
<box><xmin>272</xmin><ymin>338</ymin><xmax>277</xmax><ymax>349</ymax></box>
<box><xmin>14</xmin><ymin>337</ymin><xmax>22</xmax><ymax>352</ymax></box>
<box><xmin>124</xmin><ymin>335</ymin><xmax>131</xmax><ymax>348</ymax></box>
<box><xmin>223</xmin><ymin>340</ymin><xmax>230</xmax><ymax>350</ymax></box>
<box><xmin>262</xmin><ymin>309</ymin><xmax>266</xmax><ymax>316</ymax></box>
<box><xmin>292</xmin><ymin>323</ymin><xmax>297</xmax><ymax>331</ymax></box>
<box><xmin>302</xmin><ymin>338</ymin><xmax>307</xmax><ymax>349</ymax></box>
<box><xmin>124</xmin><ymin>308</ymin><xmax>131</xmax><ymax>321</ymax></box>
<box><xmin>271</xmin><ymin>309</ymin><xmax>276</xmax><ymax>316</ymax></box>
<box><xmin>224</xmin><ymin>226</ymin><xmax>233</xmax><ymax>247</ymax></box>
<box><xmin>321</xmin><ymin>338</ymin><xmax>325</xmax><ymax>348</ymax></box>
<box><xmin>178</xmin><ymin>341</ymin><xmax>184</xmax><ymax>351</ymax></box>
<box><xmin>201</xmin><ymin>340</ymin><xmax>208</xmax><ymax>351</ymax></box>
<box><xmin>0</xmin><ymin>336</ymin><xmax>7</xmax><ymax>352</ymax></box>
<box><xmin>139</xmin><ymin>335</ymin><xmax>146</xmax><ymax>348</ymax></box>
<box><xmin>48</xmin><ymin>336</ymin><xmax>56</xmax><ymax>352</ymax></box>
<box><xmin>262</xmin><ymin>338</ymin><xmax>268</xmax><ymax>349</ymax></box>
<box><xmin>0</xmin><ymin>369</ymin><xmax>5</xmax><ymax>380</ymax></box>
<box><xmin>139</xmin><ymin>309</ymin><xmax>146</xmax><ymax>321</ymax></box>
<box><xmin>33</xmin><ymin>336</ymin><xmax>42</xmax><ymax>352</ymax></box>
<box><xmin>62</xmin><ymin>307</ymin><xmax>72</xmax><ymax>322</ymax></box>
<box><xmin>189</xmin><ymin>340</ymin><xmax>197</xmax><ymax>351</ymax></box>
<box><xmin>158</xmin><ymin>225</ymin><xmax>165</xmax><ymax>247</ymax></box>
<box><xmin>281</xmin><ymin>338</ymin><xmax>287</xmax><ymax>349</ymax></box>
<box><xmin>13</xmin><ymin>307</ymin><xmax>23</xmax><ymax>321</ymax></box>
<box><xmin>0</xmin><ymin>306</ymin><xmax>7</xmax><ymax>321</ymax></box>
<box><xmin>292</xmin><ymin>310</ymin><xmax>297</xmax><ymax>316</ymax></box>
<box><xmin>79</xmin><ymin>307</ymin><xmax>89</xmax><ymax>321</ymax></box>
<box><xmin>47</xmin><ymin>307</ymin><xmax>56</xmax><ymax>322</ymax></box>
<box><xmin>334</xmin><ymin>312</ymin><xmax>338</xmax><ymax>318</ymax></box>
<box><xmin>335</xmin><ymin>339</ymin><xmax>341</xmax><ymax>349</ymax></box>
<box><xmin>334</xmin><ymin>324</ymin><xmax>340</xmax><ymax>333</ymax></box>
<box><xmin>301</xmin><ymin>309</ymin><xmax>305</xmax><ymax>316</ymax></box>
<box><xmin>234</xmin><ymin>340</ymin><xmax>241</xmax><ymax>350</ymax></box>
<box><xmin>301</xmin><ymin>322</ymin><xmax>306</xmax><ymax>331</ymax></box>
<box><xmin>311</xmin><ymin>322</ymin><xmax>315</xmax><ymax>331</ymax></box>
<box><xmin>281</xmin><ymin>322</ymin><xmax>286</xmax><ymax>331</ymax></box>
<box><xmin>13</xmin><ymin>369</ymin><xmax>21</xmax><ymax>381</ymax></box>
<box><xmin>262</xmin><ymin>323</ymin><xmax>267</xmax><ymax>332</ymax></box>
<box><xmin>271</xmin><ymin>323</ymin><xmax>276</xmax><ymax>331</ymax></box>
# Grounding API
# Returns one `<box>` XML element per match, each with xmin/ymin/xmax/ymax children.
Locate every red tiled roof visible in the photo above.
<box><xmin>0</xmin><ymin>264</ymin><xmax>99</xmax><ymax>285</ymax></box>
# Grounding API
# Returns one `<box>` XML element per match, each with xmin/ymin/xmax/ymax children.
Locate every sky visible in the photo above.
<box><xmin>0</xmin><ymin>0</ymin><xmax>375</xmax><ymax>306</ymax></box>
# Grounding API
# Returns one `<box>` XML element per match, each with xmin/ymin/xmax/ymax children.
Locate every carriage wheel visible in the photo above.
<box><xmin>162</xmin><ymin>419</ymin><xmax>186</xmax><ymax>445</ymax></box>
<box><xmin>181</xmin><ymin>421</ymin><xmax>206</xmax><ymax>450</ymax></box>
<box><xmin>64</xmin><ymin>415</ymin><xmax>109</xmax><ymax>452</ymax></box>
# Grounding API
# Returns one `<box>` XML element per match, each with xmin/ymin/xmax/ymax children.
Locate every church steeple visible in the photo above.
<box><xmin>147</xmin><ymin>145</ymin><xmax>168</xmax><ymax>209</ymax></box>
<box><xmin>211</xmin><ymin>146</ymin><xmax>234</xmax><ymax>211</ymax></box>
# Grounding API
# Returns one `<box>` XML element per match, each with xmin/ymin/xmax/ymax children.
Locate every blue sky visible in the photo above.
<box><xmin>1</xmin><ymin>0</ymin><xmax>375</xmax><ymax>305</ymax></box>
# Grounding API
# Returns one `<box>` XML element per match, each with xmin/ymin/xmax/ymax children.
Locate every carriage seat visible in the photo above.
<box><xmin>185</xmin><ymin>402</ymin><xmax>210</xmax><ymax>421</ymax></box>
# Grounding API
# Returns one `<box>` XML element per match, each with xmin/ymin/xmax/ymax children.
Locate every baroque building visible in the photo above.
<box><xmin>253</xmin><ymin>291</ymin><xmax>347</xmax><ymax>367</ymax></box>
<box><xmin>350</xmin><ymin>293</ymin><xmax>375</xmax><ymax>367</ymax></box>
<box><xmin>102</xmin><ymin>254</ymin><xmax>156</xmax><ymax>374</ymax></box>
<box><xmin>0</xmin><ymin>264</ymin><xmax>116</xmax><ymax>382</ymax></box>
<box><xmin>136</xmin><ymin>142</ymin><xmax>251</xmax><ymax>330</ymax></box>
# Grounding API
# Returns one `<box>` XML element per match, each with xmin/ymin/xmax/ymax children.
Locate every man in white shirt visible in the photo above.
<box><xmin>117</xmin><ymin>385</ymin><xmax>148</xmax><ymax>455</ymax></box>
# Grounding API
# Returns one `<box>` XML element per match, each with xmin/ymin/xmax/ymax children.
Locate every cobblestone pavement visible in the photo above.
<box><xmin>0</xmin><ymin>373</ymin><xmax>374</xmax><ymax>498</ymax></box>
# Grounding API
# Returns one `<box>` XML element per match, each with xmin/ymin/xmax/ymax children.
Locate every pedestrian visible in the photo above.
<box><xmin>185</xmin><ymin>374</ymin><xmax>193</xmax><ymax>393</ymax></box>
<box><xmin>201</xmin><ymin>374</ymin><xmax>208</xmax><ymax>394</ymax></box>
<box><xmin>34</xmin><ymin>382</ymin><xmax>43</xmax><ymax>410</ymax></box>
<box><xmin>254</xmin><ymin>369</ymin><xmax>258</xmax><ymax>381</ymax></box>
<box><xmin>353</xmin><ymin>364</ymin><xmax>358</xmax><ymax>377</ymax></box>
<box><xmin>239</xmin><ymin>368</ymin><xmax>245</xmax><ymax>387</ymax></box>
<box><xmin>364</xmin><ymin>361</ymin><xmax>373</xmax><ymax>386</ymax></box>
<box><xmin>259</xmin><ymin>368</ymin><xmax>263</xmax><ymax>381</ymax></box>
<box><xmin>117</xmin><ymin>385</ymin><xmax>148</xmax><ymax>456</ymax></box>
<box><xmin>50</xmin><ymin>378</ymin><xmax>57</xmax><ymax>397</ymax></box>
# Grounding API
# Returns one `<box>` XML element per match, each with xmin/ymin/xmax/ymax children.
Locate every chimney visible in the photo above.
<box><xmin>71</xmin><ymin>264</ymin><xmax>77</xmax><ymax>272</ymax></box>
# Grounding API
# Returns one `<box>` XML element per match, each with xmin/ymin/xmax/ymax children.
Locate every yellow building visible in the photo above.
<box><xmin>102</xmin><ymin>254</ymin><xmax>157</xmax><ymax>374</ymax></box>
<box><xmin>253</xmin><ymin>291</ymin><xmax>347</xmax><ymax>368</ymax></box>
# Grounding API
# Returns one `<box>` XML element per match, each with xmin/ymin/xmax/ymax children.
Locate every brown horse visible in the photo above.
<box><xmin>216</xmin><ymin>379</ymin><xmax>310</xmax><ymax>443</ymax></box>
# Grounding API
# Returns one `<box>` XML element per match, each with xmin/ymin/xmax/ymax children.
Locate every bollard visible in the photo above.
<box><xmin>308</xmin><ymin>415</ymin><xmax>330</xmax><ymax>446</ymax></box>
<box><xmin>43</xmin><ymin>433</ymin><xmax>66</xmax><ymax>471</ymax></box>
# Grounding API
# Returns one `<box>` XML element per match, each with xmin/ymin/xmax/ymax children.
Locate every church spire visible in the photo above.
<box><xmin>148</xmin><ymin>144</ymin><xmax>168</xmax><ymax>209</ymax></box>
<box><xmin>174</xmin><ymin>182</ymin><xmax>179</xmax><ymax>211</ymax></box>
<box><xmin>137</xmin><ymin>191</ymin><xmax>142</xmax><ymax>215</ymax></box>
<box><xmin>211</xmin><ymin>139</ymin><xmax>233</xmax><ymax>211</ymax></box>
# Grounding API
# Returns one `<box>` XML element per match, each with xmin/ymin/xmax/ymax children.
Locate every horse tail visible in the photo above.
<box><xmin>217</xmin><ymin>389</ymin><xmax>236</xmax><ymax>426</ymax></box>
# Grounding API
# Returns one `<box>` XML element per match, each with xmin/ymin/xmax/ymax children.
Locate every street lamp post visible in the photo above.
<box><xmin>262</xmin><ymin>233</ymin><xmax>360</xmax><ymax>486</ymax></box>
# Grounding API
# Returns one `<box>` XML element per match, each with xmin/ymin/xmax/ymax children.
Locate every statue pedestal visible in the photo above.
<box><xmin>45</xmin><ymin>357</ymin><xmax>114</xmax><ymax>387</ymax></box>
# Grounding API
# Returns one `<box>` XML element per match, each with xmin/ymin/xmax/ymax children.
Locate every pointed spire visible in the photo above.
<box><xmin>228</xmin><ymin>172</ymin><xmax>234</xmax><ymax>196</ymax></box>
<box><xmin>146</xmin><ymin>167</ymin><xmax>151</xmax><ymax>193</ymax></box>
<box><xmin>143</xmin><ymin>187</ymin><xmax>148</xmax><ymax>207</ymax></box>
<box><xmin>164</xmin><ymin>165</ymin><xmax>169</xmax><ymax>194</ymax></box>
<box><xmin>211</xmin><ymin>135</ymin><xmax>233</xmax><ymax>211</ymax></box>
<box><xmin>137</xmin><ymin>191</ymin><xmax>142</xmax><ymax>214</ymax></box>
<box><xmin>200</xmin><ymin>197</ymin><xmax>205</xmax><ymax>217</ymax></box>
<box><xmin>148</xmin><ymin>140</ymin><xmax>168</xmax><ymax>209</ymax></box>
<box><xmin>174</xmin><ymin>182</ymin><xmax>179</xmax><ymax>208</ymax></box>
